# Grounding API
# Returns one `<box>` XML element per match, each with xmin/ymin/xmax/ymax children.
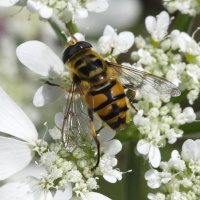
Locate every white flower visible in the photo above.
<box><xmin>163</xmin><ymin>0</ymin><xmax>199</xmax><ymax>16</ymax></box>
<box><xmin>165</xmin><ymin>128</ymin><xmax>183</xmax><ymax>144</ymax></box>
<box><xmin>49</xmin><ymin>126</ymin><xmax>62</xmax><ymax>140</ymax></box>
<box><xmin>0</xmin><ymin>176</ymin><xmax>73</xmax><ymax>200</ymax></box>
<box><xmin>67</xmin><ymin>32</ymin><xmax>85</xmax><ymax>42</ymax></box>
<box><xmin>0</xmin><ymin>0</ymin><xmax>21</xmax><ymax>7</ymax></box>
<box><xmin>145</xmin><ymin>169</ymin><xmax>172</xmax><ymax>189</ymax></box>
<box><xmin>166</xmin><ymin>68</ymin><xmax>181</xmax><ymax>87</ymax></box>
<box><xmin>186</xmin><ymin>64</ymin><xmax>200</xmax><ymax>84</ymax></box>
<box><xmin>137</xmin><ymin>49</ymin><xmax>156</xmax><ymax>65</ymax></box>
<box><xmin>97</xmin><ymin>127</ymin><xmax>122</xmax><ymax>156</ymax></box>
<box><xmin>0</xmin><ymin>0</ymin><xmax>53</xmax><ymax>19</ymax></box>
<box><xmin>137</xmin><ymin>130</ymin><xmax>161</xmax><ymax>168</ymax></box>
<box><xmin>133</xmin><ymin>110</ymin><xmax>150</xmax><ymax>126</ymax></box>
<box><xmin>98</xmin><ymin>25</ymin><xmax>134</xmax><ymax>56</ymax></box>
<box><xmin>182</xmin><ymin>107</ymin><xmax>196</xmax><ymax>123</ymax></box>
<box><xmin>70</xmin><ymin>192</ymin><xmax>111</xmax><ymax>200</ymax></box>
<box><xmin>67</xmin><ymin>170</ymin><xmax>83</xmax><ymax>183</ymax></box>
<box><xmin>40</xmin><ymin>151</ymin><xmax>57</xmax><ymax>165</ymax></box>
<box><xmin>170</xmin><ymin>30</ymin><xmax>181</xmax><ymax>50</ymax></box>
<box><xmin>178</xmin><ymin>32</ymin><xmax>200</xmax><ymax>56</ymax></box>
<box><xmin>63</xmin><ymin>0</ymin><xmax>88</xmax><ymax>22</ymax></box>
<box><xmin>85</xmin><ymin>0</ymin><xmax>108</xmax><ymax>13</ymax></box>
<box><xmin>98</xmin><ymin>154</ymin><xmax>122</xmax><ymax>183</ymax></box>
<box><xmin>16</xmin><ymin>41</ymin><xmax>66</xmax><ymax>107</ymax></box>
<box><xmin>168</xmin><ymin>150</ymin><xmax>186</xmax><ymax>171</ymax></box>
<box><xmin>145</xmin><ymin>11</ymin><xmax>170</xmax><ymax>42</ymax></box>
<box><xmin>27</xmin><ymin>0</ymin><xmax>53</xmax><ymax>19</ymax></box>
<box><xmin>187</xmin><ymin>89</ymin><xmax>199</xmax><ymax>105</ymax></box>
<box><xmin>147</xmin><ymin>192</ymin><xmax>165</xmax><ymax>200</ymax></box>
<box><xmin>181</xmin><ymin>139</ymin><xmax>200</xmax><ymax>173</ymax></box>
<box><xmin>0</xmin><ymin>87</ymin><xmax>38</xmax><ymax>180</ymax></box>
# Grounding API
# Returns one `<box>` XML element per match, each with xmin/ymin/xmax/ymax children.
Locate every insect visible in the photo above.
<box><xmin>48</xmin><ymin>24</ymin><xmax>181</xmax><ymax>171</ymax></box>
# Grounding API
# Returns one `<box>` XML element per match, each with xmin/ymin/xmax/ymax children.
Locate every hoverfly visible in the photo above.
<box><xmin>48</xmin><ymin>24</ymin><xmax>181</xmax><ymax>171</ymax></box>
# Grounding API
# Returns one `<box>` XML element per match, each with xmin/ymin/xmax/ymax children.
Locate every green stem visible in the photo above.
<box><xmin>48</xmin><ymin>19</ymin><xmax>67</xmax><ymax>44</ymax></box>
<box><xmin>66</xmin><ymin>21</ymin><xmax>78</xmax><ymax>35</ymax></box>
<box><xmin>172</xmin><ymin>12</ymin><xmax>194</xmax><ymax>34</ymax></box>
<box><xmin>123</xmin><ymin>141</ymin><xmax>142</xmax><ymax>200</ymax></box>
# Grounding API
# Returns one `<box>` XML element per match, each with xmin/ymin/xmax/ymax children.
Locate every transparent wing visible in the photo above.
<box><xmin>62</xmin><ymin>81</ymin><xmax>90</xmax><ymax>152</ymax></box>
<box><xmin>108</xmin><ymin>62</ymin><xmax>181</xmax><ymax>97</ymax></box>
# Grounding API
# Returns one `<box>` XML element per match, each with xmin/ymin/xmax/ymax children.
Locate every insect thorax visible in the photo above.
<box><xmin>67</xmin><ymin>48</ymin><xmax>108</xmax><ymax>85</ymax></box>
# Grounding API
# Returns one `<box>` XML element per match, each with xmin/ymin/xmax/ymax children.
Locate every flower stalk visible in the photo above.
<box><xmin>173</xmin><ymin>13</ymin><xmax>194</xmax><ymax>34</ymax></box>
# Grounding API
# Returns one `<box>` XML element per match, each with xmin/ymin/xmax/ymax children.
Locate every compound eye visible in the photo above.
<box><xmin>62</xmin><ymin>41</ymin><xmax>92</xmax><ymax>64</ymax></box>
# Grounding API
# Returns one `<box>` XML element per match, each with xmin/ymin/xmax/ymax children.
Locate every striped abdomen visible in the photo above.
<box><xmin>84</xmin><ymin>79</ymin><xmax>128</xmax><ymax>130</ymax></box>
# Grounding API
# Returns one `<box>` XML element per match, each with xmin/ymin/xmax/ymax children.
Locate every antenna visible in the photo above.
<box><xmin>65</xmin><ymin>21</ymin><xmax>78</xmax><ymax>43</ymax></box>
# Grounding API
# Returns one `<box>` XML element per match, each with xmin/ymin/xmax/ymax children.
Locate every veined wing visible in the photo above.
<box><xmin>107</xmin><ymin>62</ymin><xmax>181</xmax><ymax>97</ymax></box>
<box><xmin>62</xmin><ymin>81</ymin><xmax>90</xmax><ymax>152</ymax></box>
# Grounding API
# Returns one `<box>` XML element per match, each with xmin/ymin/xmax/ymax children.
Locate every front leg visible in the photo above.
<box><xmin>45</xmin><ymin>81</ymin><xmax>71</xmax><ymax>93</ymax></box>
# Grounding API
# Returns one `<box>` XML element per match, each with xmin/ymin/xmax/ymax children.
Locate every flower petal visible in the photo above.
<box><xmin>38</xmin><ymin>5</ymin><xmax>53</xmax><ymax>19</ymax></box>
<box><xmin>70</xmin><ymin>192</ymin><xmax>111</xmax><ymax>200</ymax></box>
<box><xmin>27</xmin><ymin>0</ymin><xmax>42</xmax><ymax>13</ymax></box>
<box><xmin>0</xmin><ymin>137</ymin><xmax>35</xmax><ymax>180</ymax></box>
<box><xmin>0</xmin><ymin>0</ymin><xmax>19</xmax><ymax>7</ymax></box>
<box><xmin>54</xmin><ymin>182</ymin><xmax>72</xmax><ymax>200</ymax></box>
<box><xmin>85</xmin><ymin>192</ymin><xmax>112</xmax><ymax>200</ymax></box>
<box><xmin>181</xmin><ymin>139</ymin><xmax>197</xmax><ymax>161</ymax></box>
<box><xmin>149</xmin><ymin>145</ymin><xmax>161</xmax><ymax>168</ymax></box>
<box><xmin>0</xmin><ymin>182</ymin><xmax>34</xmax><ymax>200</ymax></box>
<box><xmin>26</xmin><ymin>176</ymin><xmax>53</xmax><ymax>200</ymax></box>
<box><xmin>103</xmin><ymin>25</ymin><xmax>116</xmax><ymax>38</ymax></box>
<box><xmin>85</xmin><ymin>0</ymin><xmax>108</xmax><ymax>13</ymax></box>
<box><xmin>156</xmin><ymin>11</ymin><xmax>170</xmax><ymax>32</ymax></box>
<box><xmin>118</xmin><ymin>31</ymin><xmax>134</xmax><ymax>52</ymax></box>
<box><xmin>137</xmin><ymin>139</ymin><xmax>150</xmax><ymax>155</ymax></box>
<box><xmin>145</xmin><ymin>16</ymin><xmax>156</xmax><ymax>34</ymax></box>
<box><xmin>98</xmin><ymin>127</ymin><xmax>115</xmax><ymax>142</ymax></box>
<box><xmin>33</xmin><ymin>84</ymin><xmax>64</xmax><ymax>107</ymax></box>
<box><xmin>103</xmin><ymin>174</ymin><xmax>117</xmax><ymax>183</ymax></box>
<box><xmin>103</xmin><ymin>139</ymin><xmax>122</xmax><ymax>155</ymax></box>
<box><xmin>74</xmin><ymin>8</ymin><xmax>88</xmax><ymax>20</ymax></box>
<box><xmin>0</xmin><ymin>87</ymin><xmax>38</xmax><ymax>142</ymax></box>
<box><xmin>16</xmin><ymin>41</ymin><xmax>64</xmax><ymax>77</ymax></box>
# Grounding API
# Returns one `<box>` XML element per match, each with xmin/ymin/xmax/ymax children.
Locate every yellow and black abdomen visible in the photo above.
<box><xmin>84</xmin><ymin>79</ymin><xmax>128</xmax><ymax>130</ymax></box>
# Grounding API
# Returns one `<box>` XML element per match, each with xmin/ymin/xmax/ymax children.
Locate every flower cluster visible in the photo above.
<box><xmin>145</xmin><ymin>139</ymin><xmax>200</xmax><ymax>200</ymax></box>
<box><xmin>163</xmin><ymin>0</ymin><xmax>200</xmax><ymax>16</ymax></box>
<box><xmin>0</xmin><ymin>0</ymin><xmax>109</xmax><ymax>21</ymax></box>
<box><xmin>0</xmin><ymin>87</ymin><xmax>123</xmax><ymax>200</ymax></box>
<box><xmin>97</xmin><ymin>11</ymin><xmax>198</xmax><ymax>168</ymax></box>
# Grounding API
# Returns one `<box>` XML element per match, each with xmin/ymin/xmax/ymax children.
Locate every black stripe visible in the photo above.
<box><xmin>108</xmin><ymin>117</ymin><xmax>126</xmax><ymax>129</ymax></box>
<box><xmin>93</xmin><ymin>94</ymin><xmax>125</xmax><ymax>112</ymax></box>
<box><xmin>99</xmin><ymin>104</ymin><xmax>128</xmax><ymax>121</ymax></box>
<box><xmin>89</xmin><ymin>80</ymin><xmax>116</xmax><ymax>96</ymax></box>
<box><xmin>74</xmin><ymin>59</ymin><xmax>84</xmax><ymax>68</ymax></box>
<box><xmin>78</xmin><ymin>59</ymin><xmax>104</xmax><ymax>77</ymax></box>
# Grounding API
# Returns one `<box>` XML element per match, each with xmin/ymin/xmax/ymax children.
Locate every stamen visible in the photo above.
<box><xmin>43</xmin><ymin>122</ymin><xmax>48</xmax><ymax>140</ymax></box>
<box><xmin>192</xmin><ymin>27</ymin><xmax>200</xmax><ymax>39</ymax></box>
<box><xmin>84</xmin><ymin>27</ymin><xmax>89</xmax><ymax>38</ymax></box>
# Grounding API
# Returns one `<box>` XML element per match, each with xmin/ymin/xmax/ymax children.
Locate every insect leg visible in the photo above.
<box><xmin>88</xmin><ymin>108</ymin><xmax>101</xmax><ymax>172</ymax></box>
<box><xmin>124</xmin><ymin>84</ymin><xmax>147</xmax><ymax>117</ymax></box>
<box><xmin>45</xmin><ymin>81</ymin><xmax>71</xmax><ymax>93</ymax></box>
